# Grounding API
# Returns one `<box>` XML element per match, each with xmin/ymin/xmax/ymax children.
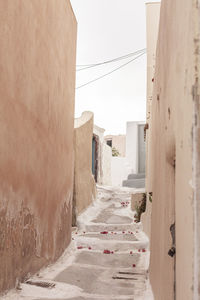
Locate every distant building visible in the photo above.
<box><xmin>104</xmin><ymin>135</ymin><xmax>126</xmax><ymax>157</ymax></box>
<box><xmin>110</xmin><ymin>121</ymin><xmax>146</xmax><ymax>188</ymax></box>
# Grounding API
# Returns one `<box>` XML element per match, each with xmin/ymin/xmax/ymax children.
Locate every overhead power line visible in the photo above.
<box><xmin>76</xmin><ymin>51</ymin><xmax>146</xmax><ymax>90</ymax></box>
<box><xmin>76</xmin><ymin>48</ymin><xmax>146</xmax><ymax>72</ymax></box>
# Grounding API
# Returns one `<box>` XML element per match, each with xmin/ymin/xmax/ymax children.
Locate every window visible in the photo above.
<box><xmin>106</xmin><ymin>139</ymin><xmax>112</xmax><ymax>147</ymax></box>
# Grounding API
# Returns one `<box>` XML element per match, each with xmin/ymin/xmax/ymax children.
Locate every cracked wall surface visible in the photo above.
<box><xmin>0</xmin><ymin>0</ymin><xmax>77</xmax><ymax>293</ymax></box>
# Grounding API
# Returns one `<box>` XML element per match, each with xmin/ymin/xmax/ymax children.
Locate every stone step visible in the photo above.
<box><xmin>123</xmin><ymin>178</ymin><xmax>145</xmax><ymax>189</ymax></box>
<box><xmin>75</xmin><ymin>238</ymin><xmax>148</xmax><ymax>252</ymax></box>
<box><xmin>84</xmin><ymin>222</ymin><xmax>142</xmax><ymax>233</ymax></box>
<box><xmin>127</xmin><ymin>173</ymin><xmax>145</xmax><ymax>180</ymax></box>
<box><xmin>74</xmin><ymin>251</ymin><xmax>140</xmax><ymax>268</ymax></box>
<box><xmin>33</xmin><ymin>288</ymin><xmax>143</xmax><ymax>300</ymax></box>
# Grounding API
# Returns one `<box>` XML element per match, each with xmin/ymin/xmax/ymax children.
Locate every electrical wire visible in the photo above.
<box><xmin>76</xmin><ymin>51</ymin><xmax>146</xmax><ymax>90</ymax></box>
<box><xmin>76</xmin><ymin>48</ymin><xmax>146</xmax><ymax>69</ymax></box>
<box><xmin>76</xmin><ymin>48</ymin><xmax>146</xmax><ymax>72</ymax></box>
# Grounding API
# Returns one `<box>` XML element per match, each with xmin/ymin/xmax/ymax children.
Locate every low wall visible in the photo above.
<box><xmin>0</xmin><ymin>0</ymin><xmax>77</xmax><ymax>293</ymax></box>
<box><xmin>73</xmin><ymin>112</ymin><xmax>96</xmax><ymax>225</ymax></box>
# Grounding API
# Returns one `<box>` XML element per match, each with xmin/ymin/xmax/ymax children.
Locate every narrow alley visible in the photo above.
<box><xmin>1</xmin><ymin>1</ymin><xmax>200</xmax><ymax>299</ymax></box>
<box><xmin>4</xmin><ymin>186</ymin><xmax>152</xmax><ymax>300</ymax></box>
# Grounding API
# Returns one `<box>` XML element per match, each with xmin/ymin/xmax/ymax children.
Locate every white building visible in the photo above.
<box><xmin>111</xmin><ymin>121</ymin><xmax>146</xmax><ymax>187</ymax></box>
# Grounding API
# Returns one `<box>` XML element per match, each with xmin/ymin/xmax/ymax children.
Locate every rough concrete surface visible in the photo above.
<box><xmin>2</xmin><ymin>186</ymin><xmax>152</xmax><ymax>300</ymax></box>
<box><xmin>131</xmin><ymin>192</ymin><xmax>145</xmax><ymax>211</ymax></box>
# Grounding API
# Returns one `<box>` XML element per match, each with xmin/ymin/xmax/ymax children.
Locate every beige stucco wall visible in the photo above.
<box><xmin>105</xmin><ymin>135</ymin><xmax>126</xmax><ymax>157</ymax></box>
<box><xmin>73</xmin><ymin>112</ymin><xmax>96</xmax><ymax>225</ymax></box>
<box><xmin>148</xmin><ymin>0</ymin><xmax>199</xmax><ymax>299</ymax></box>
<box><xmin>141</xmin><ymin>2</ymin><xmax>160</xmax><ymax>238</ymax></box>
<box><xmin>0</xmin><ymin>1</ymin><xmax>77</xmax><ymax>293</ymax></box>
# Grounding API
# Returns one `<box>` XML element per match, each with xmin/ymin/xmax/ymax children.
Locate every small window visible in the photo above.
<box><xmin>106</xmin><ymin>139</ymin><xmax>112</xmax><ymax>147</ymax></box>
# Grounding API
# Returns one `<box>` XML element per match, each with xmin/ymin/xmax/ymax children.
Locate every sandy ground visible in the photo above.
<box><xmin>2</xmin><ymin>185</ymin><xmax>154</xmax><ymax>300</ymax></box>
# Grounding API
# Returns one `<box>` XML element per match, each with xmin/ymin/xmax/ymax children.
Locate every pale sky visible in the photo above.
<box><xmin>70</xmin><ymin>0</ymin><xmax>159</xmax><ymax>135</ymax></box>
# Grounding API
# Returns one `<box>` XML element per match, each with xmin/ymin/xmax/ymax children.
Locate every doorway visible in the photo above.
<box><xmin>138</xmin><ymin>124</ymin><xmax>146</xmax><ymax>173</ymax></box>
<box><xmin>92</xmin><ymin>135</ymin><xmax>99</xmax><ymax>182</ymax></box>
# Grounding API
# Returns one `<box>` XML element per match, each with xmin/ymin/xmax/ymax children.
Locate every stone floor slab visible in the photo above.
<box><xmin>55</xmin><ymin>265</ymin><xmax>145</xmax><ymax>296</ymax></box>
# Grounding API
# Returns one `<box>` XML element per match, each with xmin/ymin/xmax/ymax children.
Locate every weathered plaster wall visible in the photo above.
<box><xmin>149</xmin><ymin>0</ymin><xmax>198</xmax><ymax>299</ymax></box>
<box><xmin>192</xmin><ymin>3</ymin><xmax>200</xmax><ymax>298</ymax></box>
<box><xmin>193</xmin><ymin>1</ymin><xmax>200</xmax><ymax>295</ymax></box>
<box><xmin>141</xmin><ymin>2</ymin><xmax>160</xmax><ymax>238</ymax></box>
<box><xmin>73</xmin><ymin>112</ymin><xmax>96</xmax><ymax>224</ymax></box>
<box><xmin>0</xmin><ymin>0</ymin><xmax>77</xmax><ymax>293</ymax></box>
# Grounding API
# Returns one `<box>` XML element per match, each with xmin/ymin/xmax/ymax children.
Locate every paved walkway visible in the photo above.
<box><xmin>3</xmin><ymin>186</ymin><xmax>153</xmax><ymax>300</ymax></box>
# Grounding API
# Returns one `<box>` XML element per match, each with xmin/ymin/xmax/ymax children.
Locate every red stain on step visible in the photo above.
<box><xmin>103</xmin><ymin>250</ymin><xmax>111</xmax><ymax>254</ymax></box>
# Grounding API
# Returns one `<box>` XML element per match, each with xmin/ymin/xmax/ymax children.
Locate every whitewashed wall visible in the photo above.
<box><xmin>93</xmin><ymin>124</ymin><xmax>112</xmax><ymax>185</ymax></box>
<box><xmin>126</xmin><ymin>121</ymin><xmax>145</xmax><ymax>174</ymax></box>
<box><xmin>111</xmin><ymin>157</ymin><xmax>131</xmax><ymax>187</ymax></box>
<box><xmin>101</xmin><ymin>143</ymin><xmax>112</xmax><ymax>186</ymax></box>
